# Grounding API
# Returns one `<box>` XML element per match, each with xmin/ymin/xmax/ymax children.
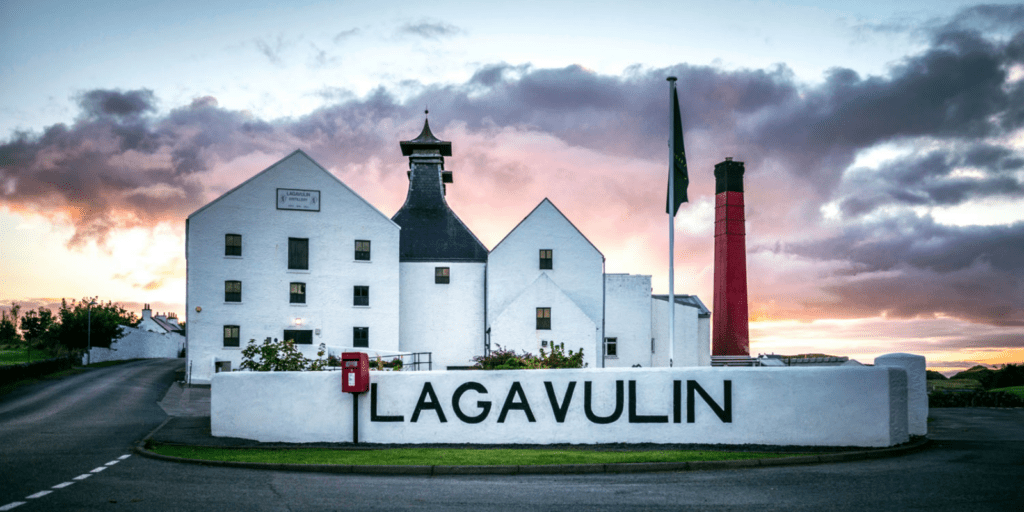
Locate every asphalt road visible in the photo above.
<box><xmin>2</xmin><ymin>360</ymin><xmax>1022</xmax><ymax>511</ymax></box>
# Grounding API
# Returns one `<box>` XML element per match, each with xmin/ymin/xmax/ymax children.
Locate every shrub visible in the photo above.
<box><xmin>473</xmin><ymin>343</ymin><xmax>584</xmax><ymax>370</ymax></box>
<box><xmin>239</xmin><ymin>337</ymin><xmax>327</xmax><ymax>372</ymax></box>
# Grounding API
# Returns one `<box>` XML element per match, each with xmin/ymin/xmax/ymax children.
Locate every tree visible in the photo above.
<box><xmin>52</xmin><ymin>298</ymin><xmax>138</xmax><ymax>352</ymax></box>
<box><xmin>20</xmin><ymin>307</ymin><xmax>56</xmax><ymax>349</ymax></box>
<box><xmin>0</xmin><ymin>302</ymin><xmax>21</xmax><ymax>345</ymax></box>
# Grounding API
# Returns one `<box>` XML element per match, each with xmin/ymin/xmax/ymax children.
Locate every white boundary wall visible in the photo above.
<box><xmin>875</xmin><ymin>353</ymin><xmax>927</xmax><ymax>436</ymax></box>
<box><xmin>213</xmin><ymin>366</ymin><xmax>909</xmax><ymax>447</ymax></box>
<box><xmin>84</xmin><ymin>326</ymin><xmax>184</xmax><ymax>364</ymax></box>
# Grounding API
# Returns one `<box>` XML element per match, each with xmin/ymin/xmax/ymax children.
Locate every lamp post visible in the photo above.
<box><xmin>86</xmin><ymin>298</ymin><xmax>98</xmax><ymax>365</ymax></box>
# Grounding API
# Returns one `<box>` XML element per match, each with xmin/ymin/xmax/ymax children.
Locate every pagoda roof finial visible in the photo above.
<box><xmin>400</xmin><ymin>114</ymin><xmax>452</xmax><ymax>156</ymax></box>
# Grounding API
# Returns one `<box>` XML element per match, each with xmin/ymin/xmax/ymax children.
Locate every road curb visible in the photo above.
<box><xmin>133</xmin><ymin>423</ymin><xmax>930</xmax><ymax>476</ymax></box>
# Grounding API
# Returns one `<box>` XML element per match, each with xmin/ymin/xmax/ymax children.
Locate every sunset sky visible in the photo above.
<box><xmin>2</xmin><ymin>0</ymin><xmax>1022</xmax><ymax>374</ymax></box>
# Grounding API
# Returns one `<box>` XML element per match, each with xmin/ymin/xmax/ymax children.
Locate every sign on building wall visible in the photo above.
<box><xmin>277</xmin><ymin>188</ymin><xmax>321</xmax><ymax>211</ymax></box>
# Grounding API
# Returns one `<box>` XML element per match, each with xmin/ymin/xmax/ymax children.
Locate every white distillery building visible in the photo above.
<box><xmin>185</xmin><ymin>120</ymin><xmax>710</xmax><ymax>383</ymax></box>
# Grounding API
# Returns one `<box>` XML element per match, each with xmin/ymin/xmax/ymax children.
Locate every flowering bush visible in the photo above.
<box><xmin>239</xmin><ymin>337</ymin><xmax>328</xmax><ymax>371</ymax></box>
<box><xmin>473</xmin><ymin>343</ymin><xmax>584</xmax><ymax>370</ymax></box>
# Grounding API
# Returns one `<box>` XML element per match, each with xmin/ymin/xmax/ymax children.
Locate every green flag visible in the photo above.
<box><xmin>667</xmin><ymin>86</ymin><xmax>688</xmax><ymax>215</ymax></box>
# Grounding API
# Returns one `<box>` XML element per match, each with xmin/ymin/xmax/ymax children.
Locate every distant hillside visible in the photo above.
<box><xmin>950</xmin><ymin>365</ymin><xmax>995</xmax><ymax>380</ymax></box>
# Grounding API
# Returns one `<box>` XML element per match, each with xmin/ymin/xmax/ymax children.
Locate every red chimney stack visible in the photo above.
<box><xmin>712</xmin><ymin>158</ymin><xmax>750</xmax><ymax>356</ymax></box>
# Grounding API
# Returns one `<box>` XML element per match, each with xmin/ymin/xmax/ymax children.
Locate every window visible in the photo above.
<box><xmin>355</xmin><ymin>240</ymin><xmax>371</xmax><ymax>261</ymax></box>
<box><xmin>225</xmin><ymin>281</ymin><xmax>241</xmax><ymax>302</ymax></box>
<box><xmin>353</xmin><ymin>286</ymin><xmax>369</xmax><ymax>306</ymax></box>
<box><xmin>536</xmin><ymin>307</ymin><xmax>551</xmax><ymax>330</ymax></box>
<box><xmin>225</xmin><ymin>234</ymin><xmax>242</xmax><ymax>256</ymax></box>
<box><xmin>353</xmin><ymin>327</ymin><xmax>369</xmax><ymax>348</ymax></box>
<box><xmin>290</xmin><ymin>283</ymin><xmax>306</xmax><ymax>304</ymax></box>
<box><xmin>540</xmin><ymin>249</ymin><xmax>553</xmax><ymax>269</ymax></box>
<box><xmin>651</xmin><ymin>337</ymin><xmax>656</xmax><ymax>354</ymax></box>
<box><xmin>288</xmin><ymin>238</ymin><xmax>309</xmax><ymax>270</ymax></box>
<box><xmin>605</xmin><ymin>337</ymin><xmax>618</xmax><ymax>357</ymax></box>
<box><xmin>223</xmin><ymin>325</ymin><xmax>240</xmax><ymax>347</ymax></box>
<box><xmin>435</xmin><ymin>267</ymin><xmax>450</xmax><ymax>284</ymax></box>
<box><xmin>283</xmin><ymin>329</ymin><xmax>313</xmax><ymax>345</ymax></box>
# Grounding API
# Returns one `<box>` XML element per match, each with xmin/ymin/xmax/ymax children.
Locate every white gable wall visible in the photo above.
<box><xmin>489</xmin><ymin>273</ymin><xmax>599</xmax><ymax>368</ymax></box>
<box><xmin>651</xmin><ymin>298</ymin><xmax>711</xmax><ymax>367</ymax></box>
<box><xmin>488</xmin><ymin>200</ymin><xmax>603</xmax><ymax>326</ymax></box>
<box><xmin>604</xmin><ymin>274</ymin><xmax>653</xmax><ymax>368</ymax></box>
<box><xmin>186</xmin><ymin>151</ymin><xmax>400</xmax><ymax>383</ymax></box>
<box><xmin>399</xmin><ymin>261</ymin><xmax>485</xmax><ymax>369</ymax></box>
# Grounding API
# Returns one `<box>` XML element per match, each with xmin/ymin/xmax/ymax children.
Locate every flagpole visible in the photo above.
<box><xmin>667</xmin><ymin>76</ymin><xmax>677</xmax><ymax>368</ymax></box>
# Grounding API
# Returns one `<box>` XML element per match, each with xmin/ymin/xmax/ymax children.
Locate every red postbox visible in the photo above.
<box><xmin>341</xmin><ymin>352</ymin><xmax>369</xmax><ymax>393</ymax></box>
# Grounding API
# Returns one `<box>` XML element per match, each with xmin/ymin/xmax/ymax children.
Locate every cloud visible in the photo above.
<box><xmin>2</xmin><ymin>5</ymin><xmax>1023</xmax><ymax>329</ymax></box>
<box><xmin>780</xmin><ymin>215</ymin><xmax>1024</xmax><ymax>326</ymax></box>
<box><xmin>254</xmin><ymin>35</ymin><xmax>290</xmax><ymax>66</ymax></box>
<box><xmin>397</xmin><ymin>21</ymin><xmax>462</xmax><ymax>40</ymax></box>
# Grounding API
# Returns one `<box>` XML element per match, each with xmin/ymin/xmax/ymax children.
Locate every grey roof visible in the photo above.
<box><xmin>152</xmin><ymin>316</ymin><xmax>183</xmax><ymax>333</ymax></box>
<box><xmin>391</xmin><ymin>122</ymin><xmax>487</xmax><ymax>263</ymax></box>
<box><xmin>652</xmin><ymin>294</ymin><xmax>711</xmax><ymax>317</ymax></box>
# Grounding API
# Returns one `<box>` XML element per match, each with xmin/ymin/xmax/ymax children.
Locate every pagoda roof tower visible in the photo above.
<box><xmin>391</xmin><ymin>117</ymin><xmax>488</xmax><ymax>262</ymax></box>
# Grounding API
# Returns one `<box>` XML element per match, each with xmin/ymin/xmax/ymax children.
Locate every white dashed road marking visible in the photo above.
<box><xmin>5</xmin><ymin>454</ymin><xmax>131</xmax><ymax>509</ymax></box>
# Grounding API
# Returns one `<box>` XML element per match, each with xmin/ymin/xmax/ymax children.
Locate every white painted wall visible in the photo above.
<box><xmin>651</xmin><ymin>298</ymin><xmax>710</xmax><ymax>367</ymax></box>
<box><xmin>212</xmin><ymin>366</ymin><xmax>910</xmax><ymax>447</ymax></box>
<box><xmin>84</xmin><ymin>326</ymin><xmax>183</xmax><ymax>364</ymax></box>
<box><xmin>186</xmin><ymin>151</ymin><xmax>400</xmax><ymax>383</ymax></box>
<box><xmin>603</xmin><ymin>274</ymin><xmax>653</xmax><ymax>368</ymax></box>
<box><xmin>489</xmin><ymin>273</ymin><xmax>599</xmax><ymax>368</ymax></box>
<box><xmin>399</xmin><ymin>261</ymin><xmax>485</xmax><ymax>369</ymax></box>
<box><xmin>875</xmin><ymin>353</ymin><xmax>927</xmax><ymax>436</ymax></box>
<box><xmin>488</xmin><ymin>199</ymin><xmax>604</xmax><ymax>329</ymax></box>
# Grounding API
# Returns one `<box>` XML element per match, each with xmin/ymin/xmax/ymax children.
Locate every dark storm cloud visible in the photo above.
<box><xmin>781</xmin><ymin>215</ymin><xmax>1024</xmax><ymax>326</ymax></box>
<box><xmin>397</xmin><ymin>21</ymin><xmax>462</xmax><ymax>40</ymax></box>
<box><xmin>835</xmin><ymin>145</ymin><xmax>1024</xmax><ymax>217</ymax></box>
<box><xmin>78</xmin><ymin>89</ymin><xmax>156</xmax><ymax>118</ymax></box>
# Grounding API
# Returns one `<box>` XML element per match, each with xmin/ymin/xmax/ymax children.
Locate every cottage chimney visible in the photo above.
<box><xmin>712</xmin><ymin>158</ymin><xmax>750</xmax><ymax>356</ymax></box>
<box><xmin>142</xmin><ymin>304</ymin><xmax>152</xmax><ymax>322</ymax></box>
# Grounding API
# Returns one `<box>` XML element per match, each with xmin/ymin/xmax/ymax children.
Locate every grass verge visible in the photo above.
<box><xmin>0</xmin><ymin>347</ymin><xmax>57</xmax><ymax>365</ymax></box>
<box><xmin>148</xmin><ymin>444</ymin><xmax>800</xmax><ymax>466</ymax></box>
<box><xmin>989</xmin><ymin>386</ymin><xmax>1024</xmax><ymax>399</ymax></box>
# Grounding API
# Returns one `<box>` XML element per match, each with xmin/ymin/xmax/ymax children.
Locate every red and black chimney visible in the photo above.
<box><xmin>712</xmin><ymin>158</ymin><xmax>749</xmax><ymax>356</ymax></box>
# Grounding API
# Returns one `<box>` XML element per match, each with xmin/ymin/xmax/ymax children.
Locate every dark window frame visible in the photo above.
<box><xmin>225</xmin><ymin>234</ymin><xmax>242</xmax><ymax>257</ymax></box>
<box><xmin>283</xmin><ymin>329</ymin><xmax>313</xmax><ymax>345</ymax></box>
<box><xmin>536</xmin><ymin>307</ymin><xmax>551</xmax><ymax>330</ymax></box>
<box><xmin>605</xmin><ymin>337</ymin><xmax>618</xmax><ymax>357</ymax></box>
<box><xmin>435</xmin><ymin>267</ymin><xmax>450</xmax><ymax>284</ymax></box>
<box><xmin>290</xmin><ymin>282</ymin><xmax>306</xmax><ymax>304</ymax></box>
<box><xmin>288</xmin><ymin>237</ymin><xmax>309</xmax><ymax>270</ymax></box>
<box><xmin>225</xmin><ymin>280</ymin><xmax>242</xmax><ymax>302</ymax></box>
<box><xmin>540</xmin><ymin>249</ymin><xmax>553</xmax><ymax>270</ymax></box>
<box><xmin>353</xmin><ymin>327</ymin><xmax>369</xmax><ymax>348</ymax></box>
<box><xmin>223</xmin><ymin>325</ymin><xmax>240</xmax><ymax>347</ymax></box>
<box><xmin>355</xmin><ymin>240</ymin><xmax>371</xmax><ymax>261</ymax></box>
<box><xmin>353</xmin><ymin>285</ymin><xmax>369</xmax><ymax>306</ymax></box>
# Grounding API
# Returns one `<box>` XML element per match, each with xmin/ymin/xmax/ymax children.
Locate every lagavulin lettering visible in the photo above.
<box><xmin>370</xmin><ymin>380</ymin><xmax>732</xmax><ymax>424</ymax></box>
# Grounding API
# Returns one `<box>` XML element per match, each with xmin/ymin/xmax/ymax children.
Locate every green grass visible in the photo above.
<box><xmin>989</xmin><ymin>386</ymin><xmax>1024</xmax><ymax>399</ymax></box>
<box><xmin>0</xmin><ymin>347</ymin><xmax>56</xmax><ymax>365</ymax></box>
<box><xmin>927</xmin><ymin>379</ymin><xmax>982</xmax><ymax>392</ymax></box>
<box><xmin>149</xmin><ymin>444</ymin><xmax>799</xmax><ymax>466</ymax></box>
